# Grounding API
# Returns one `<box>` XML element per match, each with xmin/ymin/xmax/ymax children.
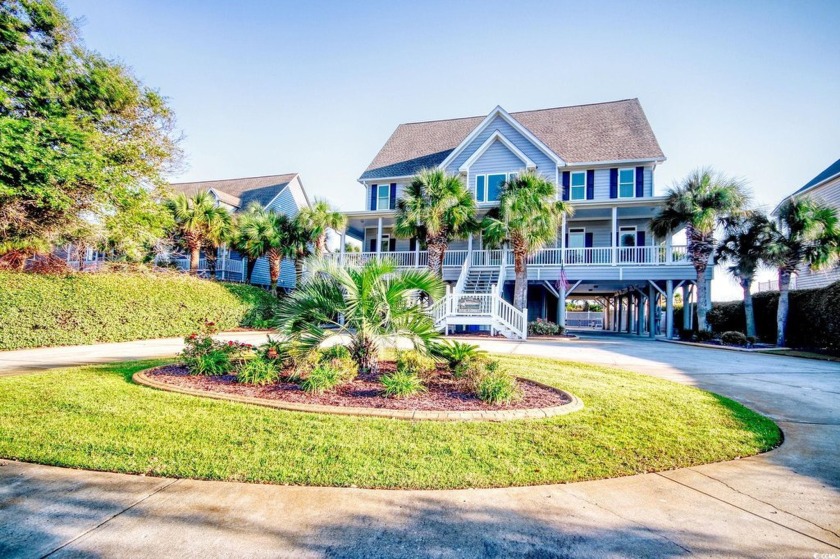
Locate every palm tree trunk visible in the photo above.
<box><xmin>206</xmin><ymin>247</ymin><xmax>218</xmax><ymax>278</ymax></box>
<box><xmin>427</xmin><ymin>240</ymin><xmax>445</xmax><ymax>277</ymax></box>
<box><xmin>77</xmin><ymin>242</ymin><xmax>87</xmax><ymax>272</ymax></box>
<box><xmin>315</xmin><ymin>234</ymin><xmax>327</xmax><ymax>257</ymax></box>
<box><xmin>740</xmin><ymin>276</ymin><xmax>756</xmax><ymax>338</ymax></box>
<box><xmin>189</xmin><ymin>245</ymin><xmax>200</xmax><ymax>275</ymax></box>
<box><xmin>294</xmin><ymin>258</ymin><xmax>303</xmax><ymax>286</ymax></box>
<box><xmin>246</xmin><ymin>257</ymin><xmax>257</xmax><ymax>284</ymax></box>
<box><xmin>267</xmin><ymin>249</ymin><xmax>281</xmax><ymax>293</ymax></box>
<box><xmin>776</xmin><ymin>268</ymin><xmax>792</xmax><ymax>347</ymax></box>
<box><xmin>513</xmin><ymin>249</ymin><xmax>528</xmax><ymax>311</ymax></box>
<box><xmin>695</xmin><ymin>273</ymin><xmax>709</xmax><ymax>331</ymax></box>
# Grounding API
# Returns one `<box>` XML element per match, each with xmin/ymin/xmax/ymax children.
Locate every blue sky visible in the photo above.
<box><xmin>64</xmin><ymin>0</ymin><xmax>840</xmax><ymax>299</ymax></box>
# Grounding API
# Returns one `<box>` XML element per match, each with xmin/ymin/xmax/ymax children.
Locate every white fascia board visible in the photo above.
<box><xmin>438</xmin><ymin>105</ymin><xmax>564</xmax><ymax>170</ymax></box>
<box><xmin>562</xmin><ymin>157</ymin><xmax>665</xmax><ymax>168</ymax></box>
<box><xmin>458</xmin><ymin>130</ymin><xmax>536</xmax><ymax>172</ymax></box>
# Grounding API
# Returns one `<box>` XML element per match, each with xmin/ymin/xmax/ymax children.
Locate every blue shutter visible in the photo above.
<box><xmin>635</xmin><ymin>167</ymin><xmax>644</xmax><ymax>198</ymax></box>
<box><xmin>586</xmin><ymin>170</ymin><xmax>595</xmax><ymax>200</ymax></box>
<box><xmin>370</xmin><ymin>184</ymin><xmax>377</xmax><ymax>210</ymax></box>
<box><xmin>585</xmin><ymin>232</ymin><xmax>593</xmax><ymax>247</ymax></box>
<box><xmin>636</xmin><ymin>231</ymin><xmax>646</xmax><ymax>262</ymax></box>
<box><xmin>409</xmin><ymin>238</ymin><xmax>417</xmax><ymax>252</ymax></box>
<box><xmin>562</xmin><ymin>171</ymin><xmax>570</xmax><ymax>201</ymax></box>
<box><xmin>369</xmin><ymin>239</ymin><xmax>376</xmax><ymax>252</ymax></box>
<box><xmin>609</xmin><ymin>168</ymin><xmax>618</xmax><ymax>199</ymax></box>
<box><xmin>389</xmin><ymin>183</ymin><xmax>396</xmax><ymax>210</ymax></box>
<box><xmin>389</xmin><ymin>238</ymin><xmax>396</xmax><ymax>252</ymax></box>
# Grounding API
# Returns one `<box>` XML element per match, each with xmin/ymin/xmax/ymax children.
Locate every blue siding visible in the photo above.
<box><xmin>467</xmin><ymin>140</ymin><xmax>546</xmax><ymax>200</ymax></box>
<box><xmin>445</xmin><ymin>115</ymin><xmax>556</xmax><ymax>179</ymax></box>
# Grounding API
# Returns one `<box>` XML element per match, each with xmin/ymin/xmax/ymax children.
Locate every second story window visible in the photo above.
<box><xmin>377</xmin><ymin>184</ymin><xmax>390</xmax><ymax>209</ymax></box>
<box><xmin>570</xmin><ymin>171</ymin><xmax>586</xmax><ymax>200</ymax></box>
<box><xmin>475</xmin><ymin>173</ymin><xmax>509</xmax><ymax>203</ymax></box>
<box><xmin>619</xmin><ymin>168</ymin><xmax>635</xmax><ymax>198</ymax></box>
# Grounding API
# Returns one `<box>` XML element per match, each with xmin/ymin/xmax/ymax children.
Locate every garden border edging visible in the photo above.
<box><xmin>132</xmin><ymin>367</ymin><xmax>584</xmax><ymax>422</ymax></box>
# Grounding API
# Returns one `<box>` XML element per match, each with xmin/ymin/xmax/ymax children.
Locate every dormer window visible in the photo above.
<box><xmin>570</xmin><ymin>171</ymin><xmax>587</xmax><ymax>200</ymax></box>
<box><xmin>475</xmin><ymin>173</ymin><xmax>512</xmax><ymax>203</ymax></box>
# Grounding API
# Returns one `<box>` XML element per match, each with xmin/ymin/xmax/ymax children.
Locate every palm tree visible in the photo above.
<box><xmin>394</xmin><ymin>169</ymin><xmax>478</xmax><ymax>276</ymax></box>
<box><xmin>650</xmin><ymin>168</ymin><xmax>749</xmax><ymax>331</ymax></box>
<box><xmin>765</xmin><ymin>197</ymin><xmax>840</xmax><ymax>346</ymax></box>
<box><xmin>716</xmin><ymin>212</ymin><xmax>774</xmax><ymax>338</ymax></box>
<box><xmin>276</xmin><ymin>259</ymin><xmax>445</xmax><ymax>373</ymax></box>
<box><xmin>281</xmin><ymin>215</ymin><xmax>315</xmax><ymax>285</ymax></box>
<box><xmin>233</xmin><ymin>204</ymin><xmax>289</xmax><ymax>292</ymax></box>
<box><xmin>298</xmin><ymin>199</ymin><xmax>346</xmax><ymax>257</ymax></box>
<box><xmin>481</xmin><ymin>171</ymin><xmax>573</xmax><ymax>311</ymax></box>
<box><xmin>231</xmin><ymin>204</ymin><xmax>263</xmax><ymax>283</ymax></box>
<box><xmin>166</xmin><ymin>192</ymin><xmax>231</xmax><ymax>274</ymax></box>
<box><xmin>202</xmin><ymin>209</ymin><xmax>232</xmax><ymax>278</ymax></box>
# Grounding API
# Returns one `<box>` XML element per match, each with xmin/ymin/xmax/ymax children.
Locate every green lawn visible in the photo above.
<box><xmin>0</xmin><ymin>356</ymin><xmax>781</xmax><ymax>489</ymax></box>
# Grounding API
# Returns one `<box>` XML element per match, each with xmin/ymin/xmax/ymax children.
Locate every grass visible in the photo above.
<box><xmin>0</xmin><ymin>356</ymin><xmax>781</xmax><ymax>489</ymax></box>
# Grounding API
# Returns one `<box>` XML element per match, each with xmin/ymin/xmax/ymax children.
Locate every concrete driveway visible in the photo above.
<box><xmin>0</xmin><ymin>332</ymin><xmax>838</xmax><ymax>558</ymax></box>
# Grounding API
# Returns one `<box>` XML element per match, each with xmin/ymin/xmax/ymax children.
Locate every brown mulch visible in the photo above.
<box><xmin>147</xmin><ymin>363</ymin><xmax>570</xmax><ymax>411</ymax></box>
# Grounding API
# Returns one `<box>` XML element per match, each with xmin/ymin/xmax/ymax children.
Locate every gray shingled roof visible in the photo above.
<box><xmin>791</xmin><ymin>157</ymin><xmax>840</xmax><ymax>197</ymax></box>
<box><xmin>169</xmin><ymin>173</ymin><xmax>298</xmax><ymax>211</ymax></box>
<box><xmin>361</xmin><ymin>99</ymin><xmax>665</xmax><ymax>180</ymax></box>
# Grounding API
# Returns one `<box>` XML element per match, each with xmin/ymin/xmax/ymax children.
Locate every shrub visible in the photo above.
<box><xmin>259</xmin><ymin>336</ymin><xmax>288</xmax><ymax>363</ymax></box>
<box><xmin>395</xmin><ymin>351</ymin><xmax>437</xmax><ymax>379</ymax></box>
<box><xmin>237</xmin><ymin>357</ymin><xmax>279</xmax><ymax>386</ymax></box>
<box><xmin>300</xmin><ymin>365</ymin><xmax>344</xmax><ymax>393</ymax></box>
<box><xmin>746</xmin><ymin>335</ymin><xmax>757</xmax><ymax>346</ymax></box>
<box><xmin>528</xmin><ymin>318</ymin><xmax>563</xmax><ymax>336</ymax></box>
<box><xmin>720</xmin><ymin>331</ymin><xmax>748</xmax><ymax>347</ymax></box>
<box><xmin>452</xmin><ymin>354</ymin><xmax>493</xmax><ymax>380</ymax></box>
<box><xmin>694</xmin><ymin>330</ymin><xmax>715</xmax><ymax>342</ymax></box>
<box><xmin>380</xmin><ymin>370</ymin><xmax>427</xmax><ymax>398</ymax></box>
<box><xmin>0</xmin><ymin>271</ymin><xmax>280</xmax><ymax>350</ymax></box>
<box><xmin>705</xmin><ymin>281</ymin><xmax>840</xmax><ymax>353</ymax></box>
<box><xmin>431</xmin><ymin>341</ymin><xmax>487</xmax><ymax>372</ymax></box>
<box><xmin>178</xmin><ymin>324</ymin><xmax>253</xmax><ymax>376</ymax></box>
<box><xmin>474</xmin><ymin>369</ymin><xmax>521</xmax><ymax>405</ymax></box>
<box><xmin>678</xmin><ymin>328</ymin><xmax>694</xmax><ymax>341</ymax></box>
<box><xmin>317</xmin><ymin>345</ymin><xmax>357</xmax><ymax>381</ymax></box>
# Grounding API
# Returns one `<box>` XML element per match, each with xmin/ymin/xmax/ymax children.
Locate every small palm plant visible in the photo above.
<box><xmin>650</xmin><ymin>168</ymin><xmax>749</xmax><ymax>331</ymax></box>
<box><xmin>166</xmin><ymin>192</ymin><xmax>231</xmax><ymax>274</ymax></box>
<box><xmin>716</xmin><ymin>212</ymin><xmax>774</xmax><ymax>338</ymax></box>
<box><xmin>395</xmin><ymin>168</ymin><xmax>478</xmax><ymax>276</ymax></box>
<box><xmin>765</xmin><ymin>197</ymin><xmax>840</xmax><ymax>346</ymax></box>
<box><xmin>275</xmin><ymin>259</ymin><xmax>445</xmax><ymax>374</ymax></box>
<box><xmin>298</xmin><ymin>199</ymin><xmax>346</xmax><ymax>257</ymax></box>
<box><xmin>481</xmin><ymin>171</ymin><xmax>573</xmax><ymax>310</ymax></box>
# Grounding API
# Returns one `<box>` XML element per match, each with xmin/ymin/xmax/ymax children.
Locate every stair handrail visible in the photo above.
<box><xmin>453</xmin><ymin>253</ymin><xmax>471</xmax><ymax>294</ymax></box>
<box><xmin>493</xmin><ymin>295</ymin><xmax>528</xmax><ymax>340</ymax></box>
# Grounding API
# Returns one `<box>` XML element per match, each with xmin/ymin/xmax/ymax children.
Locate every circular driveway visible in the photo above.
<box><xmin>0</xmin><ymin>331</ymin><xmax>838</xmax><ymax>558</ymax></box>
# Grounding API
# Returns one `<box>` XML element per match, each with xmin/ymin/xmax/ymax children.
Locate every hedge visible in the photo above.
<box><xmin>706</xmin><ymin>280</ymin><xmax>840</xmax><ymax>352</ymax></box>
<box><xmin>0</xmin><ymin>271</ymin><xmax>279</xmax><ymax>350</ymax></box>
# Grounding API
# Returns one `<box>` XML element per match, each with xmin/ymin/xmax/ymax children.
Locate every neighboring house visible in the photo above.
<box><xmin>330</xmin><ymin>99</ymin><xmax>698</xmax><ymax>339</ymax></box>
<box><xmin>779</xmin><ymin>157</ymin><xmax>840</xmax><ymax>290</ymax></box>
<box><xmin>168</xmin><ymin>173</ymin><xmax>310</xmax><ymax>288</ymax></box>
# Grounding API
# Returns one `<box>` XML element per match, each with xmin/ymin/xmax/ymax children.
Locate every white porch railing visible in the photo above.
<box><xmin>328</xmin><ymin>245</ymin><xmax>690</xmax><ymax>268</ymax></box>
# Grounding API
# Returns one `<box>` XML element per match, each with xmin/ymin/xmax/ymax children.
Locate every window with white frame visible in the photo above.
<box><xmin>618</xmin><ymin>168</ymin><xmax>635</xmax><ymax>198</ymax></box>
<box><xmin>568</xmin><ymin>228</ymin><xmax>586</xmax><ymax>249</ymax></box>
<box><xmin>380</xmin><ymin>234</ymin><xmax>391</xmax><ymax>253</ymax></box>
<box><xmin>377</xmin><ymin>184</ymin><xmax>390</xmax><ymax>210</ymax></box>
<box><xmin>619</xmin><ymin>226</ymin><xmax>636</xmax><ymax>247</ymax></box>
<box><xmin>570</xmin><ymin>171</ymin><xmax>586</xmax><ymax>200</ymax></box>
<box><xmin>474</xmin><ymin>173</ymin><xmax>511</xmax><ymax>203</ymax></box>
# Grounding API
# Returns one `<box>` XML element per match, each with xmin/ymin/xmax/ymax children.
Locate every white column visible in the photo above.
<box><xmin>560</xmin><ymin>214</ymin><xmax>566</xmax><ymax>250</ymax></box>
<box><xmin>557</xmin><ymin>283</ymin><xmax>567</xmax><ymax>328</ymax></box>
<box><xmin>611</xmin><ymin>206</ymin><xmax>618</xmax><ymax>266</ymax></box>
<box><xmin>665</xmin><ymin>233</ymin><xmax>673</xmax><ymax>264</ymax></box>
<box><xmin>376</xmin><ymin>217</ymin><xmax>383</xmax><ymax>258</ymax></box>
<box><xmin>648</xmin><ymin>283</ymin><xmax>656</xmax><ymax>338</ymax></box>
<box><xmin>414</xmin><ymin>237</ymin><xmax>420</xmax><ymax>267</ymax></box>
<box><xmin>683</xmin><ymin>284</ymin><xmax>691</xmax><ymax>331</ymax></box>
<box><xmin>467</xmin><ymin>233</ymin><xmax>473</xmax><ymax>265</ymax></box>
<box><xmin>666</xmin><ymin>280</ymin><xmax>674</xmax><ymax>339</ymax></box>
<box><xmin>339</xmin><ymin>231</ymin><xmax>346</xmax><ymax>266</ymax></box>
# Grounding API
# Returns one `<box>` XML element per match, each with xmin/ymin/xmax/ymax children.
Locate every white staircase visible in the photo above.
<box><xmin>429</xmin><ymin>256</ymin><xmax>527</xmax><ymax>340</ymax></box>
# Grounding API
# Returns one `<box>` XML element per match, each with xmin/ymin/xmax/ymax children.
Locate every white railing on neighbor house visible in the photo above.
<box><xmin>326</xmin><ymin>246</ymin><xmax>689</xmax><ymax>268</ymax></box>
<box><xmin>155</xmin><ymin>256</ymin><xmax>247</xmax><ymax>282</ymax></box>
<box><xmin>756</xmin><ymin>279</ymin><xmax>781</xmax><ymax>293</ymax></box>
<box><xmin>566</xmin><ymin>311</ymin><xmax>604</xmax><ymax>329</ymax></box>
<box><xmin>67</xmin><ymin>259</ymin><xmax>104</xmax><ymax>271</ymax></box>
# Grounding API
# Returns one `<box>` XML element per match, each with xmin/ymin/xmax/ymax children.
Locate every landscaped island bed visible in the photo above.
<box><xmin>0</xmin><ymin>356</ymin><xmax>781</xmax><ymax>489</ymax></box>
<box><xmin>144</xmin><ymin>363</ymin><xmax>571</xmax><ymax>412</ymax></box>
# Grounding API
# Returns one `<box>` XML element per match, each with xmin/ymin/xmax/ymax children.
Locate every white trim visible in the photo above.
<box><xmin>439</xmin><ymin>106</ymin><xmax>564</xmax><ymax>170</ymax></box>
<box><xmin>570</xmin><ymin>171</ymin><xmax>587</xmax><ymax>201</ymax></box>
<box><xmin>474</xmin><ymin>172</ymin><xmax>514</xmax><ymax>203</ymax></box>
<box><xmin>458</xmin><ymin>130</ymin><xmax>536</xmax><ymax>172</ymax></box>
<box><xmin>618</xmin><ymin>167</ymin><xmax>636</xmax><ymax>199</ymax></box>
<box><xmin>567</xmin><ymin>227</ymin><xmax>586</xmax><ymax>249</ymax></box>
<box><xmin>567</xmin><ymin>157</ymin><xmax>665</xmax><ymax>166</ymax></box>
<box><xmin>618</xmin><ymin>225</ymin><xmax>637</xmax><ymax>247</ymax></box>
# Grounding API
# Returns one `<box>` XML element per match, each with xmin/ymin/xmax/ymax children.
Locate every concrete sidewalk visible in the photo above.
<box><xmin>1</xmin><ymin>332</ymin><xmax>839</xmax><ymax>557</ymax></box>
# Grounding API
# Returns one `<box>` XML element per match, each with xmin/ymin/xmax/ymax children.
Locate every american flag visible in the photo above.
<box><xmin>555</xmin><ymin>267</ymin><xmax>570</xmax><ymax>292</ymax></box>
